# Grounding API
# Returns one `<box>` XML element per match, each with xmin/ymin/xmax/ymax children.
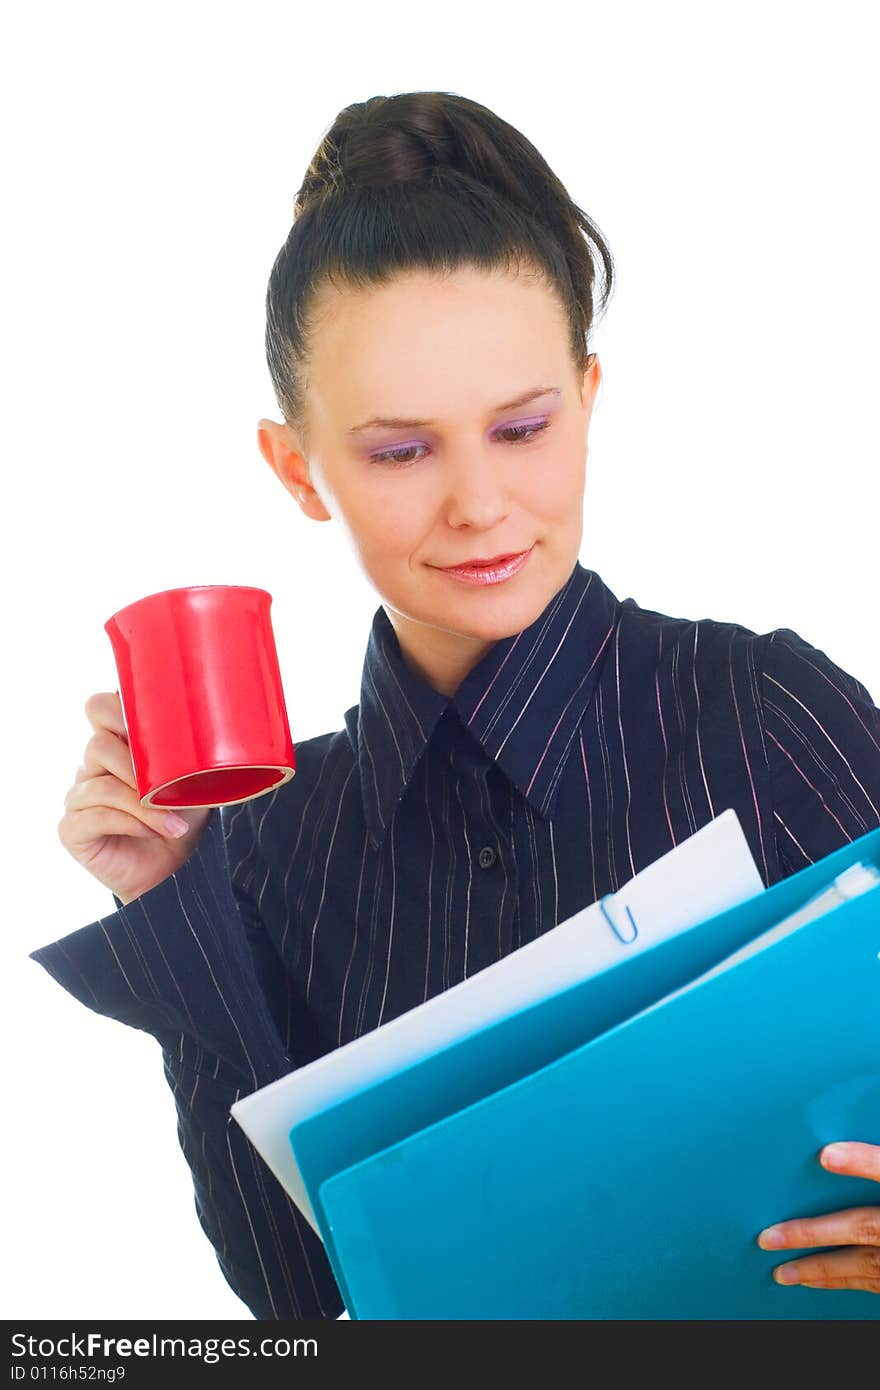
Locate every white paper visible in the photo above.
<box><xmin>231</xmin><ymin>807</ymin><xmax>764</xmax><ymax>1233</ymax></box>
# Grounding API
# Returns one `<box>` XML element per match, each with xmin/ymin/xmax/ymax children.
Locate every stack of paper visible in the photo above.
<box><xmin>231</xmin><ymin>809</ymin><xmax>880</xmax><ymax>1320</ymax></box>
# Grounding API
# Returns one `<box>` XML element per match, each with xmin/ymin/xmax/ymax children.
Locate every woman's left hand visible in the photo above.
<box><xmin>756</xmin><ymin>1142</ymin><xmax>880</xmax><ymax>1293</ymax></box>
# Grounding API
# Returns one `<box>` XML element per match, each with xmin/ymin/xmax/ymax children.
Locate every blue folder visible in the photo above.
<box><xmin>290</xmin><ymin>825</ymin><xmax>880</xmax><ymax>1319</ymax></box>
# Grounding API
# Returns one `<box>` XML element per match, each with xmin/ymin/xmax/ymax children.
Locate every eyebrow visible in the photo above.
<box><xmin>345</xmin><ymin>386</ymin><xmax>562</xmax><ymax>435</ymax></box>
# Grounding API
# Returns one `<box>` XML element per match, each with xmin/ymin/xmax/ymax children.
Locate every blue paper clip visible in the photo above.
<box><xmin>599</xmin><ymin>894</ymin><xmax>639</xmax><ymax>945</ymax></box>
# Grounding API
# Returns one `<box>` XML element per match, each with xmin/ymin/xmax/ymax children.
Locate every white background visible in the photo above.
<box><xmin>3</xmin><ymin>0</ymin><xmax>878</xmax><ymax>1319</ymax></box>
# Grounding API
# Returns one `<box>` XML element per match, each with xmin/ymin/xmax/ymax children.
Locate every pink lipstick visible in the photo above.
<box><xmin>436</xmin><ymin>546</ymin><xmax>534</xmax><ymax>586</ymax></box>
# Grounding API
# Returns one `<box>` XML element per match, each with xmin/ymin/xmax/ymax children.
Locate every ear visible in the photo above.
<box><xmin>581</xmin><ymin>355</ymin><xmax>600</xmax><ymax>447</ymax></box>
<box><xmin>580</xmin><ymin>355</ymin><xmax>602</xmax><ymax>428</ymax></box>
<box><xmin>256</xmin><ymin>418</ymin><xmax>332</xmax><ymax>522</ymax></box>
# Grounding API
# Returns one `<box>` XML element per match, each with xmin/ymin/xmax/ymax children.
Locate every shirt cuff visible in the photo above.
<box><xmin>29</xmin><ymin>808</ymin><xmax>289</xmax><ymax>1090</ymax></box>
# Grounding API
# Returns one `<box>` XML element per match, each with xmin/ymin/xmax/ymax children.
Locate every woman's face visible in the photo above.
<box><xmin>258</xmin><ymin>263</ymin><xmax>602</xmax><ymax>695</ymax></box>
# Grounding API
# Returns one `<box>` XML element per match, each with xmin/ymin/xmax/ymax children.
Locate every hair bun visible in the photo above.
<box><xmin>296</xmin><ymin>92</ymin><xmax>508</xmax><ymax>213</ymax></box>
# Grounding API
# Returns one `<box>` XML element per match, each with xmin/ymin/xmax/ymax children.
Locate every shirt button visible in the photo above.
<box><xmin>478</xmin><ymin>846</ymin><xmax>497</xmax><ymax>869</ymax></box>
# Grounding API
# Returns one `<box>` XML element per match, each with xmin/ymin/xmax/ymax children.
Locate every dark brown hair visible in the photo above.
<box><xmin>265</xmin><ymin>91</ymin><xmax>615</xmax><ymax>450</ymax></box>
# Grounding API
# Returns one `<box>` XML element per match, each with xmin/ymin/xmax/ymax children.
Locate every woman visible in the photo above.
<box><xmin>33</xmin><ymin>91</ymin><xmax>880</xmax><ymax>1318</ymax></box>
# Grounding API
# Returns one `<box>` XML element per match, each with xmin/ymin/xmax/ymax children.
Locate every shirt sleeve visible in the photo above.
<box><xmin>28</xmin><ymin>805</ymin><xmax>345</xmax><ymax>1320</ymax></box>
<box><xmin>758</xmin><ymin>626</ymin><xmax>880</xmax><ymax>878</ymax></box>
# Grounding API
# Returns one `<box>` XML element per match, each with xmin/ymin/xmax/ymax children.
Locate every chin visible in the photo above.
<box><xmin>444</xmin><ymin>584</ymin><xmax>550</xmax><ymax>636</ymax></box>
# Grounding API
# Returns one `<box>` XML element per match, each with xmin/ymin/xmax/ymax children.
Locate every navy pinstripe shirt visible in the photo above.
<box><xmin>29</xmin><ymin>559</ymin><xmax>880</xmax><ymax>1319</ymax></box>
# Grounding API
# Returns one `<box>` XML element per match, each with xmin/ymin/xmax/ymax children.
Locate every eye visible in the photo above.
<box><xmin>370</xmin><ymin>443</ymin><xmax>430</xmax><ymax>468</ymax></box>
<box><xmin>494</xmin><ymin>419</ymin><xmax>551</xmax><ymax>446</ymax></box>
<box><xmin>369</xmin><ymin>416</ymin><xmax>552</xmax><ymax>469</ymax></box>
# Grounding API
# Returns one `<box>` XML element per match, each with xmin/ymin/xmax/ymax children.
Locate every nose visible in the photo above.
<box><xmin>442</xmin><ymin>441</ymin><xmax>511</xmax><ymax>531</ymax></box>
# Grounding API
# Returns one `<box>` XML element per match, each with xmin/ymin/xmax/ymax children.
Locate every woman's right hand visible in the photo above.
<box><xmin>58</xmin><ymin>691</ymin><xmax>212</xmax><ymax>906</ymax></box>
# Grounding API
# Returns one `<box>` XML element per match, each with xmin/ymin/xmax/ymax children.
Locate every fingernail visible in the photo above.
<box><xmin>163</xmin><ymin>814</ymin><xmax>190</xmax><ymax>837</ymax></box>
<box><xmin>822</xmin><ymin>1143</ymin><xmax>849</xmax><ymax>1169</ymax></box>
<box><xmin>758</xmin><ymin>1226</ymin><xmax>785</xmax><ymax>1249</ymax></box>
<box><xmin>774</xmin><ymin>1263</ymin><xmax>801</xmax><ymax>1285</ymax></box>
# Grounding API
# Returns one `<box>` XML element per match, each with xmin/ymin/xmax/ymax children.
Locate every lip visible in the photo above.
<box><xmin>441</xmin><ymin>550</ymin><xmax>526</xmax><ymax>569</ymax></box>
<box><xmin>434</xmin><ymin>545</ymin><xmax>534</xmax><ymax>587</ymax></box>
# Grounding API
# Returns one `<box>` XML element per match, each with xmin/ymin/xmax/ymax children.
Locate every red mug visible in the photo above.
<box><xmin>104</xmin><ymin>585</ymin><xmax>296</xmax><ymax>809</ymax></box>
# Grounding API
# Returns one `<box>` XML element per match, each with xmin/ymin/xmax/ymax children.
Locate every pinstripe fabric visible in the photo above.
<box><xmin>29</xmin><ymin>560</ymin><xmax>880</xmax><ymax>1319</ymax></box>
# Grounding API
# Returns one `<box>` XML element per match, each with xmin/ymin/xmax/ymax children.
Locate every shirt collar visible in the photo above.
<box><xmin>346</xmin><ymin>559</ymin><xmax>620</xmax><ymax>849</ymax></box>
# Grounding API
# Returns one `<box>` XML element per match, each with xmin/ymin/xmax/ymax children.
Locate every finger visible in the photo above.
<box><xmin>65</xmin><ymin>806</ymin><xmax>167</xmax><ymax>842</ymax></box>
<box><xmin>799</xmin><ymin>1279</ymin><xmax>880</xmax><ymax>1291</ymax></box>
<box><xmin>78</xmin><ymin>729</ymin><xmax>138</xmax><ymax>791</ymax></box>
<box><xmin>820</xmin><ymin>1142</ymin><xmax>880</xmax><ymax>1181</ymax></box>
<box><xmin>84</xmin><ymin>690</ymin><xmax>129</xmax><ymax>744</ymax></box>
<box><xmin>797</xmin><ymin>1281</ymin><xmax>879</xmax><ymax>1291</ymax></box>
<box><xmin>772</xmin><ymin>1244</ymin><xmax>880</xmax><ymax>1293</ymax></box>
<box><xmin>64</xmin><ymin>774</ymin><xmax>189</xmax><ymax>844</ymax></box>
<box><xmin>758</xmin><ymin>1205</ymin><xmax>880</xmax><ymax>1252</ymax></box>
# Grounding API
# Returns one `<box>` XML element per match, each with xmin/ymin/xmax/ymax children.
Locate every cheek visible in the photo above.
<box><xmin>519</xmin><ymin>447</ymin><xmax>585</xmax><ymax>516</ymax></box>
<box><xmin>349</xmin><ymin>480</ymin><xmax>427</xmax><ymax>556</ymax></box>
